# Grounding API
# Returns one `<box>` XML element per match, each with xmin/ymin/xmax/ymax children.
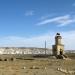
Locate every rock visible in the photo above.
<box><xmin>57</xmin><ymin>68</ymin><xmax>68</xmax><ymax>74</ymax></box>
<box><xmin>30</xmin><ymin>66</ymin><xmax>39</xmax><ymax>69</ymax></box>
<box><xmin>45</xmin><ymin>67</ymin><xmax>46</xmax><ymax>69</ymax></box>
<box><xmin>23</xmin><ymin>66</ymin><xmax>26</xmax><ymax>69</ymax></box>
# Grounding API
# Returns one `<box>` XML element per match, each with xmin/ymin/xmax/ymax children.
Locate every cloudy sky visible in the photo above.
<box><xmin>0</xmin><ymin>0</ymin><xmax>75</xmax><ymax>50</ymax></box>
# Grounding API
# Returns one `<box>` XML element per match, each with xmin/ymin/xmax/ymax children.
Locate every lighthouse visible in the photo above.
<box><xmin>52</xmin><ymin>33</ymin><xmax>64</xmax><ymax>56</ymax></box>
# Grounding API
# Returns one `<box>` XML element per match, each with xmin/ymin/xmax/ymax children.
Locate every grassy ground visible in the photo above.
<box><xmin>0</xmin><ymin>54</ymin><xmax>75</xmax><ymax>75</ymax></box>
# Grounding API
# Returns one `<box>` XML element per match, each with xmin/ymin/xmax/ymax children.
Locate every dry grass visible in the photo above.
<box><xmin>0</xmin><ymin>54</ymin><xmax>75</xmax><ymax>75</ymax></box>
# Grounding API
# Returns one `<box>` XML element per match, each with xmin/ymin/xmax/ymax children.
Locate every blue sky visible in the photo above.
<box><xmin>0</xmin><ymin>0</ymin><xmax>75</xmax><ymax>50</ymax></box>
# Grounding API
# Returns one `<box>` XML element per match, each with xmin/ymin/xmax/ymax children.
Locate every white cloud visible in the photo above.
<box><xmin>25</xmin><ymin>10</ymin><xmax>34</xmax><ymax>16</ymax></box>
<box><xmin>62</xmin><ymin>30</ymin><xmax>75</xmax><ymax>50</ymax></box>
<box><xmin>0</xmin><ymin>30</ymin><xmax>75</xmax><ymax>50</ymax></box>
<box><xmin>0</xmin><ymin>34</ymin><xmax>51</xmax><ymax>48</ymax></box>
<box><xmin>40</xmin><ymin>14</ymin><xmax>55</xmax><ymax>20</ymax></box>
<box><xmin>36</xmin><ymin>15</ymin><xmax>75</xmax><ymax>27</ymax></box>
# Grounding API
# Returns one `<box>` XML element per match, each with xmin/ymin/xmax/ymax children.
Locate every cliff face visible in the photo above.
<box><xmin>0</xmin><ymin>47</ymin><xmax>52</xmax><ymax>54</ymax></box>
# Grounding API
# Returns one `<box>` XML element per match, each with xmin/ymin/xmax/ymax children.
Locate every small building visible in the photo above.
<box><xmin>52</xmin><ymin>33</ymin><xmax>64</xmax><ymax>56</ymax></box>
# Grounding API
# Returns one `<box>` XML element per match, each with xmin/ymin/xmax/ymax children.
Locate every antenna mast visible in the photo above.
<box><xmin>45</xmin><ymin>41</ymin><xmax>46</xmax><ymax>55</ymax></box>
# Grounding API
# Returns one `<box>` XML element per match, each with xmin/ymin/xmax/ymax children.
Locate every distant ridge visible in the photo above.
<box><xmin>65</xmin><ymin>50</ymin><xmax>75</xmax><ymax>53</ymax></box>
<box><xmin>0</xmin><ymin>47</ymin><xmax>52</xmax><ymax>54</ymax></box>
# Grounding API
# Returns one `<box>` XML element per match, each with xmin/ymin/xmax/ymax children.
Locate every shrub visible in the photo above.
<box><xmin>0</xmin><ymin>58</ymin><xmax>3</xmax><ymax>61</ymax></box>
<box><xmin>4</xmin><ymin>58</ymin><xmax>8</xmax><ymax>61</ymax></box>
<box><xmin>10</xmin><ymin>58</ymin><xmax>15</xmax><ymax>61</ymax></box>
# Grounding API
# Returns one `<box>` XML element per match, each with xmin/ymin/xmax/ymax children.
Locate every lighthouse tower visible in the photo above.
<box><xmin>52</xmin><ymin>33</ymin><xmax>64</xmax><ymax>56</ymax></box>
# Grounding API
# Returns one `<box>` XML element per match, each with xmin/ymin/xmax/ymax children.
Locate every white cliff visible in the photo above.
<box><xmin>0</xmin><ymin>47</ymin><xmax>52</xmax><ymax>54</ymax></box>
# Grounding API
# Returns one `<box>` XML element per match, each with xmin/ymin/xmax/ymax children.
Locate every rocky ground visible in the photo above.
<box><xmin>0</xmin><ymin>54</ymin><xmax>75</xmax><ymax>75</ymax></box>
